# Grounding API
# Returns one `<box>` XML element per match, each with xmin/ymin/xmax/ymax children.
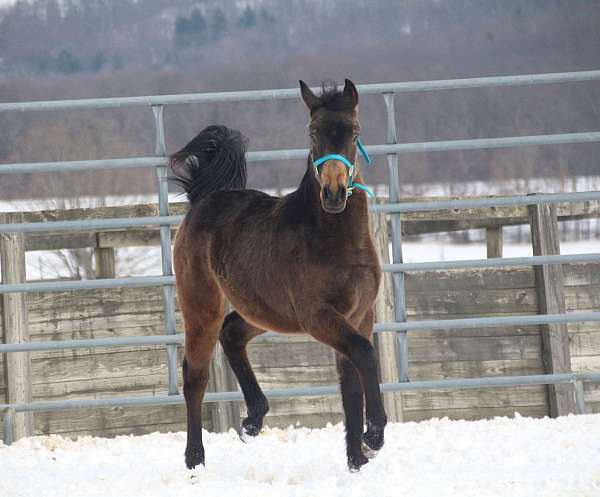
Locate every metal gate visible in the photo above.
<box><xmin>2</xmin><ymin>70</ymin><xmax>600</xmax><ymax>444</ymax></box>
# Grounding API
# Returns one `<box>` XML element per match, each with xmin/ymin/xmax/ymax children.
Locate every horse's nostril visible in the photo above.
<box><xmin>323</xmin><ymin>186</ymin><xmax>330</xmax><ymax>200</ymax></box>
<box><xmin>339</xmin><ymin>187</ymin><xmax>347</xmax><ymax>201</ymax></box>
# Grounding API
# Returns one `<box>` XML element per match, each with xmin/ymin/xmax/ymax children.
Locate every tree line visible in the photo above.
<box><xmin>1</xmin><ymin>0</ymin><xmax>599</xmax><ymax>199</ymax></box>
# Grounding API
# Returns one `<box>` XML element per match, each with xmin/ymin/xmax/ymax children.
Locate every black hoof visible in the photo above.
<box><xmin>361</xmin><ymin>439</ymin><xmax>380</xmax><ymax>459</ymax></box>
<box><xmin>240</xmin><ymin>417</ymin><xmax>262</xmax><ymax>440</ymax></box>
<box><xmin>347</xmin><ymin>452</ymin><xmax>369</xmax><ymax>472</ymax></box>
<box><xmin>185</xmin><ymin>444</ymin><xmax>205</xmax><ymax>469</ymax></box>
<box><xmin>363</xmin><ymin>421</ymin><xmax>385</xmax><ymax>452</ymax></box>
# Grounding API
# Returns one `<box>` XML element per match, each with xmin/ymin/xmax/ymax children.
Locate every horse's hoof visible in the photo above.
<box><xmin>239</xmin><ymin>417</ymin><xmax>262</xmax><ymax>442</ymax></box>
<box><xmin>361</xmin><ymin>439</ymin><xmax>380</xmax><ymax>459</ymax></box>
<box><xmin>347</xmin><ymin>452</ymin><xmax>369</xmax><ymax>472</ymax></box>
<box><xmin>363</xmin><ymin>421</ymin><xmax>385</xmax><ymax>452</ymax></box>
<box><xmin>239</xmin><ymin>428</ymin><xmax>257</xmax><ymax>444</ymax></box>
<box><xmin>185</xmin><ymin>445</ymin><xmax>205</xmax><ymax>469</ymax></box>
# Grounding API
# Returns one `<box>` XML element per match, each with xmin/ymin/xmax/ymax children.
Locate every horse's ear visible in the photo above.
<box><xmin>299</xmin><ymin>80</ymin><xmax>320</xmax><ymax>110</ymax></box>
<box><xmin>343</xmin><ymin>79</ymin><xmax>359</xmax><ymax>107</ymax></box>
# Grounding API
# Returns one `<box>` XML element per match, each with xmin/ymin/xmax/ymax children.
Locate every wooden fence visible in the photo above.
<box><xmin>1</xmin><ymin>196</ymin><xmax>599</xmax><ymax>438</ymax></box>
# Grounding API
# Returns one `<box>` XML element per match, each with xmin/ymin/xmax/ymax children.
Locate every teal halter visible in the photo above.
<box><xmin>312</xmin><ymin>138</ymin><xmax>375</xmax><ymax>198</ymax></box>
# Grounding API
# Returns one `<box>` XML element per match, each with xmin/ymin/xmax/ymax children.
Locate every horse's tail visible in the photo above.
<box><xmin>169</xmin><ymin>125</ymin><xmax>247</xmax><ymax>204</ymax></box>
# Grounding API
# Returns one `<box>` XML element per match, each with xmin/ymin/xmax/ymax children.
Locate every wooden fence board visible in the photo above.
<box><xmin>408</xmin><ymin>335</ymin><xmax>542</xmax><ymax>363</ymax></box>
<box><xmin>404</xmin><ymin>405</ymin><xmax>548</xmax><ymax>422</ymax></box>
<box><xmin>401</xmin><ymin>385</ymin><xmax>547</xmax><ymax>411</ymax></box>
<box><xmin>3</xmin><ymin>195</ymin><xmax>599</xmax><ymax>438</ymax></box>
<box><xmin>35</xmin><ymin>404</ymin><xmax>190</xmax><ymax>436</ymax></box>
<box><xmin>405</xmin><ymin>268</ymin><xmax>535</xmax><ymax>292</ymax></box>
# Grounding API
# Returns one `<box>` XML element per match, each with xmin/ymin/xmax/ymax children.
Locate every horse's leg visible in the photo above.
<box><xmin>311</xmin><ymin>307</ymin><xmax>387</xmax><ymax>471</ymax></box>
<box><xmin>181</xmin><ymin>283</ymin><xmax>225</xmax><ymax>469</ymax></box>
<box><xmin>336</xmin><ymin>352</ymin><xmax>366</xmax><ymax>471</ymax></box>
<box><xmin>219</xmin><ymin>311</ymin><xmax>268</xmax><ymax>438</ymax></box>
<box><xmin>356</xmin><ymin>308</ymin><xmax>384</xmax><ymax>457</ymax></box>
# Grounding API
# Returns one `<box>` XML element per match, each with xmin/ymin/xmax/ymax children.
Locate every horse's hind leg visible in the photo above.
<box><xmin>219</xmin><ymin>311</ymin><xmax>269</xmax><ymax>438</ymax></box>
<box><xmin>181</xmin><ymin>288</ymin><xmax>225</xmax><ymax>469</ymax></box>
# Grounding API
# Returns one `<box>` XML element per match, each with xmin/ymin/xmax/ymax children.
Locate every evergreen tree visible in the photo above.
<box><xmin>211</xmin><ymin>8</ymin><xmax>227</xmax><ymax>39</ymax></box>
<box><xmin>174</xmin><ymin>8</ymin><xmax>207</xmax><ymax>47</ymax></box>
<box><xmin>56</xmin><ymin>50</ymin><xmax>81</xmax><ymax>74</ymax></box>
<box><xmin>237</xmin><ymin>6</ymin><xmax>257</xmax><ymax>29</ymax></box>
<box><xmin>91</xmin><ymin>52</ymin><xmax>107</xmax><ymax>72</ymax></box>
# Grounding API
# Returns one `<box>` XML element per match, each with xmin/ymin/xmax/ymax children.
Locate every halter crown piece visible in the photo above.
<box><xmin>312</xmin><ymin>137</ymin><xmax>375</xmax><ymax>198</ymax></box>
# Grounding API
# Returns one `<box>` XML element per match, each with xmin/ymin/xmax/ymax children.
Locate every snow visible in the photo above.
<box><xmin>2</xmin><ymin>415</ymin><xmax>600</xmax><ymax>497</ymax></box>
<box><xmin>402</xmin><ymin>240</ymin><xmax>600</xmax><ymax>263</ymax></box>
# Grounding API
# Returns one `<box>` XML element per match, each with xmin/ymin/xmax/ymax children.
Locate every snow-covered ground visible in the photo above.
<box><xmin>2</xmin><ymin>415</ymin><xmax>600</xmax><ymax>497</ymax></box>
<box><xmin>402</xmin><ymin>240</ymin><xmax>600</xmax><ymax>262</ymax></box>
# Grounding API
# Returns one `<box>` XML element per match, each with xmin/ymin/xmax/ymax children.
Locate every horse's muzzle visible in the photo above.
<box><xmin>321</xmin><ymin>184</ymin><xmax>347</xmax><ymax>213</ymax></box>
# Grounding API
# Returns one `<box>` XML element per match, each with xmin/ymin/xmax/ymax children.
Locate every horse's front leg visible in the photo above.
<box><xmin>356</xmin><ymin>309</ymin><xmax>385</xmax><ymax>457</ymax></box>
<box><xmin>335</xmin><ymin>352</ymin><xmax>367</xmax><ymax>471</ymax></box>
<box><xmin>311</xmin><ymin>307</ymin><xmax>387</xmax><ymax>472</ymax></box>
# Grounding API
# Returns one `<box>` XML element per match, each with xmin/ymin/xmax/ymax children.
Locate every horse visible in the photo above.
<box><xmin>169</xmin><ymin>79</ymin><xmax>387</xmax><ymax>472</ymax></box>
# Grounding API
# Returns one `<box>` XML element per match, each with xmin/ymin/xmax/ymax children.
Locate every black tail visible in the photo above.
<box><xmin>169</xmin><ymin>125</ymin><xmax>247</xmax><ymax>204</ymax></box>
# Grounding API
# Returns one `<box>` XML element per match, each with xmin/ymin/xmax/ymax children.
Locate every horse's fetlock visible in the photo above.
<box><xmin>363</xmin><ymin>419</ymin><xmax>386</xmax><ymax>452</ymax></box>
<box><xmin>185</xmin><ymin>443</ymin><xmax>205</xmax><ymax>469</ymax></box>
<box><xmin>347</xmin><ymin>451</ymin><xmax>369</xmax><ymax>472</ymax></box>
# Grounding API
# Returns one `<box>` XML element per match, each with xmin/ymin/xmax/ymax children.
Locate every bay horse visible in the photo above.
<box><xmin>170</xmin><ymin>79</ymin><xmax>387</xmax><ymax>472</ymax></box>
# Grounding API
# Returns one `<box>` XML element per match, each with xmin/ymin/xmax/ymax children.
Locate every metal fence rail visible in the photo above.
<box><xmin>2</xmin><ymin>372</ymin><xmax>599</xmax><ymax>444</ymax></box>
<box><xmin>1</xmin><ymin>69</ymin><xmax>599</xmax><ymax>112</ymax></box>
<box><xmin>2</xmin><ymin>69</ymin><xmax>600</xmax><ymax>444</ymax></box>
<box><xmin>2</xmin><ymin>372</ymin><xmax>599</xmax><ymax>413</ymax></box>
<box><xmin>3</xmin><ymin>311</ymin><xmax>600</xmax><ymax>355</ymax></box>
<box><xmin>4</xmin><ymin>132</ymin><xmax>600</xmax><ymax>175</ymax></box>
<box><xmin>2</xmin><ymin>251</ymin><xmax>600</xmax><ymax>295</ymax></box>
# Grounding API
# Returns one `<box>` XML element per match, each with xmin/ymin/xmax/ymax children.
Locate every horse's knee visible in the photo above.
<box><xmin>182</xmin><ymin>357</ymin><xmax>209</xmax><ymax>393</ymax></box>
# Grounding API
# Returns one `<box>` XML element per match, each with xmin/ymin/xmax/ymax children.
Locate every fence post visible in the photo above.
<box><xmin>152</xmin><ymin>104</ymin><xmax>179</xmax><ymax>396</ymax></box>
<box><xmin>208</xmin><ymin>345</ymin><xmax>240</xmax><ymax>433</ymax></box>
<box><xmin>94</xmin><ymin>235</ymin><xmax>116</xmax><ymax>278</ymax></box>
<box><xmin>208</xmin><ymin>300</ymin><xmax>240</xmax><ymax>432</ymax></box>
<box><xmin>486</xmin><ymin>226</ymin><xmax>503</xmax><ymax>258</ymax></box>
<box><xmin>0</xmin><ymin>212</ymin><xmax>34</xmax><ymax>439</ymax></box>
<box><xmin>383</xmin><ymin>92</ymin><xmax>410</xmax><ymax>383</ymax></box>
<box><xmin>528</xmin><ymin>202</ymin><xmax>576</xmax><ymax>416</ymax></box>
<box><xmin>370</xmin><ymin>200</ymin><xmax>403</xmax><ymax>422</ymax></box>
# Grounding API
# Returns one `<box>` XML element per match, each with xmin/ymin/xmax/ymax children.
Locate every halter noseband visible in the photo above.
<box><xmin>312</xmin><ymin>137</ymin><xmax>375</xmax><ymax>198</ymax></box>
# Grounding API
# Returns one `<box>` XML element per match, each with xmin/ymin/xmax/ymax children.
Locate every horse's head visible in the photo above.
<box><xmin>300</xmin><ymin>79</ymin><xmax>361</xmax><ymax>214</ymax></box>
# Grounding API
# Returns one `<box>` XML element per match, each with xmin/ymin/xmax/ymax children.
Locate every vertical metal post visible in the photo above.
<box><xmin>152</xmin><ymin>105</ymin><xmax>179</xmax><ymax>396</ymax></box>
<box><xmin>383</xmin><ymin>93</ymin><xmax>409</xmax><ymax>382</ymax></box>
<box><xmin>574</xmin><ymin>380</ymin><xmax>586</xmax><ymax>415</ymax></box>
<box><xmin>3</xmin><ymin>409</ymin><xmax>15</xmax><ymax>445</ymax></box>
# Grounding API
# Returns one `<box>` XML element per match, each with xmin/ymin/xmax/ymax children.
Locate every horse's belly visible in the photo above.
<box><xmin>219</xmin><ymin>281</ymin><xmax>302</xmax><ymax>334</ymax></box>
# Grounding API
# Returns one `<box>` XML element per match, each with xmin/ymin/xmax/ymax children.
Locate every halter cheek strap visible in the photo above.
<box><xmin>312</xmin><ymin>138</ymin><xmax>375</xmax><ymax>198</ymax></box>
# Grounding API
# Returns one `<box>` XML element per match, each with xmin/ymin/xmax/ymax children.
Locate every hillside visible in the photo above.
<box><xmin>1</xmin><ymin>0</ymin><xmax>599</xmax><ymax>198</ymax></box>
